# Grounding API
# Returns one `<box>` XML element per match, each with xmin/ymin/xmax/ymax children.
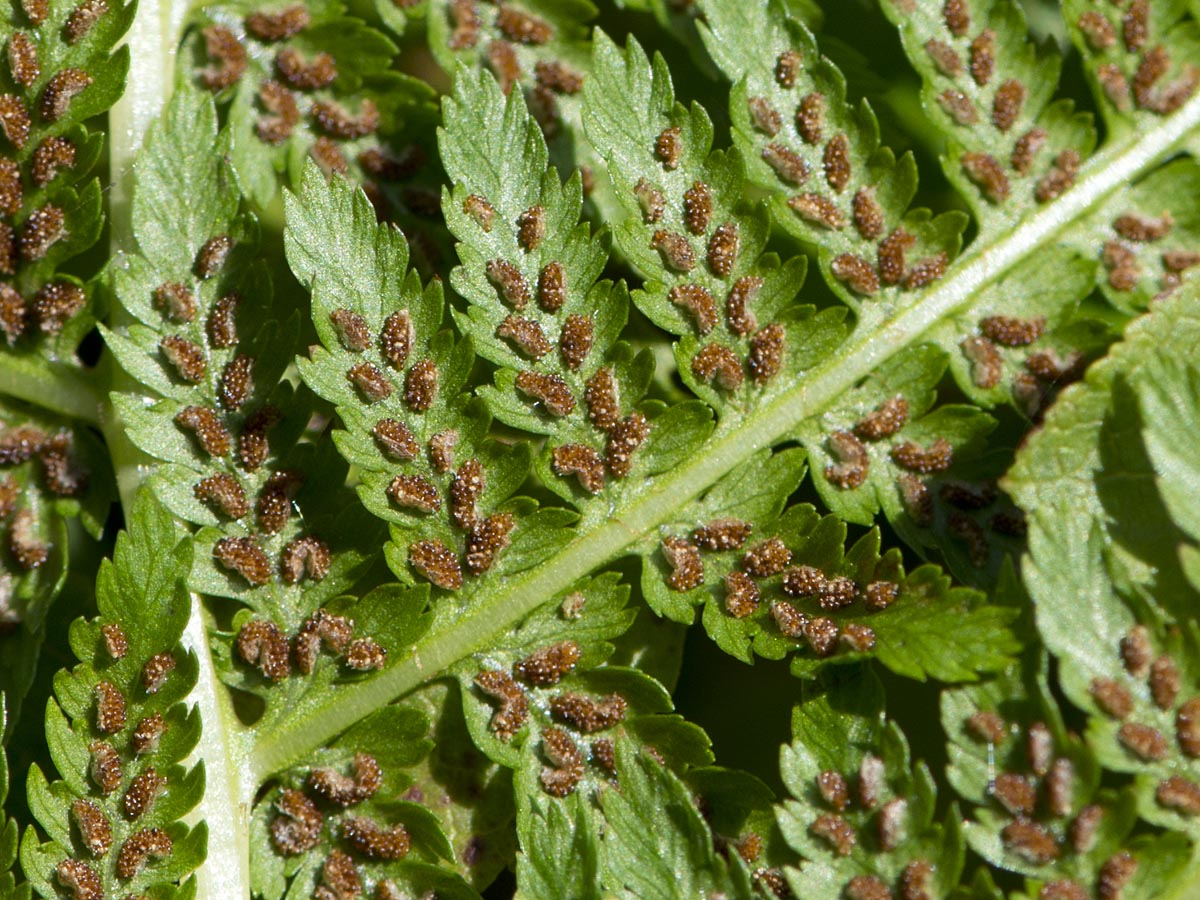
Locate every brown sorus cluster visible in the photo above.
<box><xmin>345</xmin><ymin>636</ymin><xmax>387</xmax><ymax>670</ymax></box>
<box><xmin>823</xmin><ymin>133</ymin><xmax>851</xmax><ymax>192</ymax></box>
<box><xmin>311</xmin><ymin>99</ymin><xmax>379</xmax><ymax>139</ymax></box>
<box><xmin>408</xmin><ymin>539</ymin><xmax>463</xmax><ymax>590</ymax></box>
<box><xmin>682</xmin><ymin>181</ymin><xmax>713</xmax><ymax>235</ymax></box>
<box><xmin>373</xmin><ymin>418</ymin><xmax>418</xmax><ymax>461</ymax></box>
<box><xmin>551</xmin><ymin>692</ymin><xmax>628</xmax><ymax>732</ymax></box>
<box><xmin>748</xmin><ymin>96</ymin><xmax>782</xmax><ymax>136</ymax></box>
<box><xmin>938</xmin><ymin>89</ymin><xmax>978</xmax><ymax>126</ymax></box>
<box><xmin>245</xmin><ymin>4</ymin><xmax>309</xmax><ymax>41</ymax></box>
<box><xmin>207</xmin><ymin>292</ymin><xmax>240</xmax><ymax>347</ymax></box>
<box><xmin>762</xmin><ymin>142</ymin><xmax>809</xmax><ymax>184</ymax></box>
<box><xmin>724</xmin><ymin>570</ymin><xmax>761</xmax><ymax>617</ymax></box>
<box><xmin>115</xmin><ymin>827</ymin><xmax>173</xmax><ymax>878</ymax></box>
<box><xmin>725</xmin><ymin>275</ymin><xmax>762</xmax><ymax>335</ymax></box>
<box><xmin>891</xmin><ymin>438</ymin><xmax>953</xmax><ymax>474</ymax></box>
<box><xmin>331</xmin><ymin>308</ymin><xmax>370</xmax><ymax>353</ymax></box>
<box><xmin>993</xmin><ymin>79</ymin><xmax>1027</xmax><ymax>132</ymax></box>
<box><xmin>552</xmin><ymin>443</ymin><xmax>605</xmax><ymax>493</ymax></box>
<box><xmin>962</xmin><ymin>152</ymin><xmax>1010</xmax><ymax>202</ymax></box>
<box><xmin>742</xmin><ymin>537</ymin><xmax>792</xmax><ymax>577</ymax></box>
<box><xmin>497</xmin><ymin>314</ymin><xmax>551</xmax><ymax>360</ymax></box>
<box><xmin>515</xmin><ymin>370</ymin><xmax>575</xmax><ymax>416</ymax></box>
<box><xmin>89</xmin><ymin>741</ymin><xmax>122</xmax><ymax>794</ymax></box>
<box><xmin>559</xmin><ymin>313</ymin><xmax>594</xmax><ymax>370</ymax></box>
<box><xmin>962</xmin><ymin>335</ymin><xmax>1003</xmax><ymax>389</ymax></box>
<box><xmin>124</xmin><ymin>767</ymin><xmax>166</xmax><ymax>819</ymax></box>
<box><xmin>201</xmin><ymin>25</ymin><xmax>247</xmax><ymax>90</ymax></box>
<box><xmin>403</xmin><ymin>358</ymin><xmax>439</xmax><ymax>412</ymax></box>
<box><xmin>237</xmin><ymin>618</ymin><xmax>291</xmax><ymax>681</ymax></box>
<box><xmin>944</xmin><ymin>0</ymin><xmax>970</xmax><ymax>36</ymax></box>
<box><xmin>693</xmin><ymin>518</ymin><xmax>752</xmax><ymax>551</ymax></box>
<box><xmin>541</xmin><ymin>727</ymin><xmax>585</xmax><ymax>797</ymax></box>
<box><xmin>1011</xmin><ymin>127</ymin><xmax>1048</xmax><ymax>175</ymax></box>
<box><xmin>55</xmin><ymin>860</ymin><xmax>102</xmax><ymax>900</ymax></box>
<box><xmin>634</xmin><ymin>178</ymin><xmax>667</xmax><ymax>223</ymax></box>
<box><xmin>464</xmin><ymin>193</ymin><xmax>495</xmax><ymax>232</ymax></box>
<box><xmin>94</xmin><ymin>680</ymin><xmax>126</xmax><ymax>734</ymax></box>
<box><xmin>71</xmin><ymin>798</ymin><xmax>112</xmax><ymax>857</ymax></box>
<box><xmin>42</xmin><ymin>69</ymin><xmax>92</xmax><ymax>122</ymax></box>
<box><xmin>855</xmin><ymin>396</ymin><xmax>909</xmax><ymax>440</ymax></box>
<box><xmin>832</xmin><ymin>253</ymin><xmax>879</xmax><ymax>295</ymax></box>
<box><xmin>271</xmin><ymin>789</ymin><xmax>322</xmax><ymax>855</ymax></box>
<box><xmin>160</xmin><ymin>335</ymin><xmax>207</xmax><ymax>383</ymax></box>
<box><xmin>788</xmin><ymin>192</ymin><xmax>845</xmax><ymax>230</ymax></box>
<box><xmin>1002</xmin><ymin>818</ymin><xmax>1059</xmax><ymax>864</ymax></box>
<box><xmin>310</xmin><ymin>752</ymin><xmax>382</xmax><ymax>805</ymax></box>
<box><xmin>465</xmin><ymin>512</ymin><xmax>515</xmax><ymax>575</ymax></box>
<box><xmin>651</xmin><ymin>229</ymin><xmax>696</xmax><ymax>272</ymax></box>
<box><xmin>343</xmin><ymin>817</ymin><xmax>410</xmax><ymax>860</ymax></box>
<box><xmin>293</xmin><ymin>608</ymin><xmax>353</xmax><ymax>674</ymax></box>
<box><xmin>132</xmin><ymin>712</ymin><xmax>167</xmax><ymax>754</ymax></box>
<box><xmin>239</xmin><ymin>405</ymin><xmax>279</xmax><ymax>471</ymax></box>
<box><xmin>662</xmin><ymin>535</ymin><xmax>703</xmax><ymax>590</ymax></box>
<box><xmin>316</xmin><ymin>850</ymin><xmax>361</xmax><ymax>900</ymax></box>
<box><xmin>347</xmin><ymin>361</ymin><xmax>392</xmax><ymax>402</ymax></box>
<box><xmin>707</xmin><ymin>221</ymin><xmax>740</xmax><ymax>277</ymax></box>
<box><xmin>980</xmin><ymin>314</ymin><xmax>1045</xmax><ymax>346</ymax></box>
<box><xmin>476</xmin><ymin>668</ymin><xmax>530</xmax><ymax>740</ymax></box>
<box><xmin>514</xmin><ymin>640</ymin><xmax>581</xmax><ymax>686</ymax></box>
<box><xmin>276</xmin><ymin>47</ymin><xmax>336</xmax><ymax>90</ymax></box>
<box><xmin>1036</xmin><ymin>150</ymin><xmax>1081</xmax><ymax>204</ymax></box>
<box><xmin>141</xmin><ymin>652</ymin><xmax>176</xmax><ymax>694</ymax></box>
<box><xmin>748</xmin><ymin>323</ymin><xmax>786</xmax><ymax>384</ymax></box>
<box><xmin>219</xmin><ymin>354</ymin><xmax>255</xmax><ymax>410</ymax></box>
<box><xmin>825</xmin><ymin>430</ymin><xmax>869</xmax><ymax>489</ymax></box>
<box><xmin>538</xmin><ymin>261</ymin><xmax>566</xmax><ymax>311</ymax></box>
<box><xmin>19</xmin><ymin>204</ymin><xmax>66</xmax><ymax>260</ymax></box>
<box><xmin>811</xmin><ymin>812</ymin><xmax>857</xmax><ymax>856</ymax></box>
<box><xmin>8</xmin><ymin>32</ymin><xmax>39</xmax><ymax>87</ymax></box>
<box><xmin>175</xmin><ymin>406</ymin><xmax>231</xmax><ymax>457</ymax></box>
<box><xmin>517</xmin><ymin>204</ymin><xmax>546</xmax><ymax>251</ymax></box>
<box><xmin>101</xmin><ymin>622</ymin><xmax>128</xmax><ymax>659</ymax></box>
<box><xmin>0</xmin><ymin>95</ymin><xmax>30</xmax><ymax>152</ymax></box>
<box><xmin>497</xmin><ymin>4</ymin><xmax>553</xmax><ymax>44</ymax></box>
<box><xmin>655</xmin><ymin>126</ymin><xmax>682</xmax><ymax>169</ymax></box>
<box><xmin>215</xmin><ymin>536</ymin><xmax>271</xmax><ymax>586</ymax></box>
<box><xmin>669</xmin><ymin>283</ymin><xmax>719</xmax><ymax>333</ymax></box>
<box><xmin>388</xmin><ymin>473</ymin><xmax>441</xmax><ymax>514</ymax></box>
<box><xmin>487</xmin><ymin>259</ymin><xmax>531</xmax><ymax>308</ymax></box>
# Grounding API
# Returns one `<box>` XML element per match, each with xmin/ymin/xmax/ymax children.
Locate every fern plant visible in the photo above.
<box><xmin>1</xmin><ymin>0</ymin><xmax>1200</xmax><ymax>897</ymax></box>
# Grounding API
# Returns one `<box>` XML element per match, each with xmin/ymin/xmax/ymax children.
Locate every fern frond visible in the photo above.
<box><xmin>184</xmin><ymin>0</ymin><xmax>442</xmax><ymax>266</ymax></box>
<box><xmin>18</xmin><ymin>491</ymin><xmax>204</xmax><ymax>899</ymax></box>
<box><xmin>425</xmin><ymin>0</ymin><xmax>610</xmax><ymax>216</ymax></box>
<box><xmin>1063</xmin><ymin>0</ymin><xmax>1200</xmax><ymax>136</ymax></box>
<box><xmin>699</xmin><ymin>0</ymin><xmax>965</xmax><ymax>309</ymax></box>
<box><xmin>878</xmin><ymin>0</ymin><xmax>1096</xmax><ymax>232</ymax></box>
<box><xmin>878</xmin><ymin>0</ymin><xmax>1200</xmax><ymax>317</ymax></box>
<box><xmin>440</xmin><ymin>68</ymin><xmax>701</xmax><ymax>509</ymax></box>
<box><xmin>0</xmin><ymin>0</ymin><xmax>133</xmax><ymax>420</ymax></box>
<box><xmin>939</xmin><ymin>567</ymin><xmax>1192</xmax><ymax>898</ymax></box>
<box><xmin>104</xmin><ymin>85</ymin><xmax>377</xmax><ymax>630</ymax></box>
<box><xmin>775</xmin><ymin>665</ymin><xmax>966</xmax><ymax>898</ymax></box>
<box><xmin>0</xmin><ymin>399</ymin><xmax>114</xmax><ymax>728</ymax></box>
<box><xmin>1007</xmin><ymin>285</ymin><xmax>1200</xmax><ymax>875</ymax></box>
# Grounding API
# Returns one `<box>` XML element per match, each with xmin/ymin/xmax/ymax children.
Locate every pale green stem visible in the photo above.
<box><xmin>251</xmin><ymin>86</ymin><xmax>1200</xmax><ymax>782</ymax></box>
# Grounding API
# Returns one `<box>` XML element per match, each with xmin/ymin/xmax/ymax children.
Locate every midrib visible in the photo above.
<box><xmin>249</xmin><ymin>88</ymin><xmax>1200</xmax><ymax>783</ymax></box>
